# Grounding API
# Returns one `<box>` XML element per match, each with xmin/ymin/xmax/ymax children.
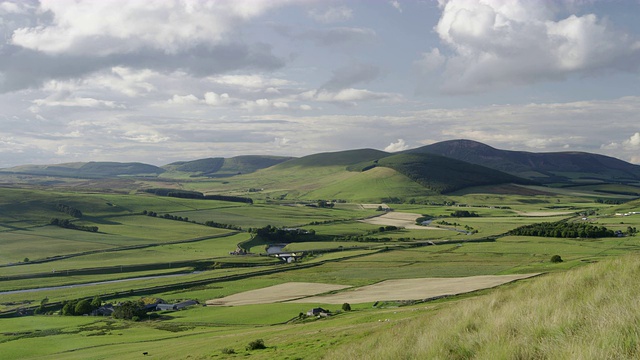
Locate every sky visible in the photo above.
<box><xmin>0</xmin><ymin>0</ymin><xmax>639</xmax><ymax>168</ymax></box>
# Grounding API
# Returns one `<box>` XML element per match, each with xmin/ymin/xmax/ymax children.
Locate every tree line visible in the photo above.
<box><xmin>144</xmin><ymin>188</ymin><xmax>253</xmax><ymax>204</ymax></box>
<box><xmin>56</xmin><ymin>203</ymin><xmax>83</xmax><ymax>218</ymax></box>
<box><xmin>50</xmin><ymin>218</ymin><xmax>98</xmax><ymax>232</ymax></box>
<box><xmin>508</xmin><ymin>221</ymin><xmax>616</xmax><ymax>238</ymax></box>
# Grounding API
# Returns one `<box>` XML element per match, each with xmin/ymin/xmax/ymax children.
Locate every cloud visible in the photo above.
<box><xmin>428</xmin><ymin>0</ymin><xmax>640</xmax><ymax>93</ymax></box>
<box><xmin>301</xmin><ymin>88</ymin><xmax>402</xmax><ymax>106</ymax></box>
<box><xmin>167</xmin><ymin>94</ymin><xmax>200</xmax><ymax>105</ymax></box>
<box><xmin>308</xmin><ymin>6</ymin><xmax>353</xmax><ymax>23</ymax></box>
<box><xmin>321</xmin><ymin>63</ymin><xmax>381</xmax><ymax>91</ymax></box>
<box><xmin>10</xmin><ymin>0</ymin><xmax>294</xmax><ymax>55</ymax></box>
<box><xmin>384</xmin><ymin>139</ymin><xmax>409</xmax><ymax>152</ymax></box>
<box><xmin>208</xmin><ymin>74</ymin><xmax>294</xmax><ymax>91</ymax></box>
<box><xmin>623</xmin><ymin>132</ymin><xmax>640</xmax><ymax>148</ymax></box>
<box><xmin>0</xmin><ymin>2</ymin><xmax>288</xmax><ymax>92</ymax></box>
<box><xmin>414</xmin><ymin>48</ymin><xmax>446</xmax><ymax>75</ymax></box>
<box><xmin>304</xmin><ymin>27</ymin><xmax>377</xmax><ymax>47</ymax></box>
<box><xmin>389</xmin><ymin>1</ymin><xmax>402</xmax><ymax>13</ymax></box>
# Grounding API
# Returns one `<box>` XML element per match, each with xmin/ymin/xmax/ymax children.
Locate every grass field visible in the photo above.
<box><xmin>1</xmin><ymin>181</ymin><xmax>639</xmax><ymax>359</ymax></box>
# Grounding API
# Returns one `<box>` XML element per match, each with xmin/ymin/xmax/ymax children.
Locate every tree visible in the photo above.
<box><xmin>90</xmin><ymin>296</ymin><xmax>102</xmax><ymax>308</ymax></box>
<box><xmin>342</xmin><ymin>303</ymin><xmax>351</xmax><ymax>311</ymax></box>
<box><xmin>62</xmin><ymin>300</ymin><xmax>78</xmax><ymax>316</ymax></box>
<box><xmin>23</xmin><ymin>257</ymin><xmax>29</xmax><ymax>263</ymax></box>
<box><xmin>550</xmin><ymin>255</ymin><xmax>563</xmax><ymax>263</ymax></box>
<box><xmin>75</xmin><ymin>299</ymin><xmax>94</xmax><ymax>315</ymax></box>
<box><xmin>113</xmin><ymin>300</ymin><xmax>146</xmax><ymax>320</ymax></box>
<box><xmin>246</xmin><ymin>339</ymin><xmax>266</xmax><ymax>350</ymax></box>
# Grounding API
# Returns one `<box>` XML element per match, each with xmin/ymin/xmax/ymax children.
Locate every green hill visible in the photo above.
<box><xmin>4</xmin><ymin>161</ymin><xmax>165</xmax><ymax>178</ymax></box>
<box><xmin>276</xmin><ymin>149</ymin><xmax>388</xmax><ymax>168</ymax></box>
<box><xmin>162</xmin><ymin>155</ymin><xmax>292</xmax><ymax>177</ymax></box>
<box><xmin>410</xmin><ymin>139</ymin><xmax>640</xmax><ymax>185</ymax></box>
<box><xmin>353</xmin><ymin>152</ymin><xmax>536</xmax><ymax>194</ymax></box>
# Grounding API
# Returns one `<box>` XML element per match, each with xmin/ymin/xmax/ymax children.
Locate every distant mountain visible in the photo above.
<box><xmin>163</xmin><ymin>155</ymin><xmax>293</xmax><ymax>177</ymax></box>
<box><xmin>276</xmin><ymin>149</ymin><xmax>388</xmax><ymax>168</ymax></box>
<box><xmin>408</xmin><ymin>139</ymin><xmax>640</xmax><ymax>185</ymax></box>
<box><xmin>4</xmin><ymin>162</ymin><xmax>165</xmax><ymax>178</ymax></box>
<box><xmin>274</xmin><ymin>148</ymin><xmax>534</xmax><ymax>194</ymax></box>
<box><xmin>354</xmin><ymin>152</ymin><xmax>536</xmax><ymax>193</ymax></box>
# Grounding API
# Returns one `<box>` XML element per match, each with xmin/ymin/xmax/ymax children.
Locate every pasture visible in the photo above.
<box><xmin>1</xmin><ymin>183</ymin><xmax>639</xmax><ymax>359</ymax></box>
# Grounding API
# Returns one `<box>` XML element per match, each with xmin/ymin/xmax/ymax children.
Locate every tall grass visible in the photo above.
<box><xmin>326</xmin><ymin>255</ymin><xmax>640</xmax><ymax>359</ymax></box>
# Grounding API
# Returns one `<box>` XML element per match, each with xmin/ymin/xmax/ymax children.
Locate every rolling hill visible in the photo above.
<box><xmin>408</xmin><ymin>139</ymin><xmax>640</xmax><ymax>185</ymax></box>
<box><xmin>3</xmin><ymin>161</ymin><xmax>165</xmax><ymax>178</ymax></box>
<box><xmin>162</xmin><ymin>155</ymin><xmax>293</xmax><ymax>177</ymax></box>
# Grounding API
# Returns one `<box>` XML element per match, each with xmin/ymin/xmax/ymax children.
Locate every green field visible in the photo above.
<box><xmin>1</xmin><ymin>176</ymin><xmax>640</xmax><ymax>359</ymax></box>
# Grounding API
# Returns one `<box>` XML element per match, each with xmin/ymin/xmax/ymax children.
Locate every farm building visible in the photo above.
<box><xmin>156</xmin><ymin>300</ymin><xmax>198</xmax><ymax>311</ymax></box>
<box><xmin>307</xmin><ymin>307</ymin><xmax>331</xmax><ymax>317</ymax></box>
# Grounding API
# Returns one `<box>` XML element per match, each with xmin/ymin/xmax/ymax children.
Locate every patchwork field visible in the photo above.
<box><xmin>289</xmin><ymin>274</ymin><xmax>540</xmax><ymax>304</ymax></box>
<box><xmin>359</xmin><ymin>211</ymin><xmax>442</xmax><ymax>230</ymax></box>
<box><xmin>205</xmin><ymin>282</ymin><xmax>351</xmax><ymax>306</ymax></box>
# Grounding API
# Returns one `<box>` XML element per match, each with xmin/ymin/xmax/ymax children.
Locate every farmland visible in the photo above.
<box><xmin>1</xmin><ymin>168</ymin><xmax>640</xmax><ymax>359</ymax></box>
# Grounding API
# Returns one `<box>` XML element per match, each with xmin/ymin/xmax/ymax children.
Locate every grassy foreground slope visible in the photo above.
<box><xmin>325</xmin><ymin>254</ymin><xmax>640</xmax><ymax>360</ymax></box>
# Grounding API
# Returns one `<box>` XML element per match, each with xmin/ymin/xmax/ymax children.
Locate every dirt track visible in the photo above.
<box><xmin>205</xmin><ymin>282</ymin><xmax>350</xmax><ymax>306</ymax></box>
<box><xmin>288</xmin><ymin>274</ymin><xmax>539</xmax><ymax>304</ymax></box>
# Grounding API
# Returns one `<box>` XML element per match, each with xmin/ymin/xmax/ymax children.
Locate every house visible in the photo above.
<box><xmin>91</xmin><ymin>304</ymin><xmax>115</xmax><ymax>316</ymax></box>
<box><xmin>156</xmin><ymin>300</ymin><xmax>198</xmax><ymax>311</ymax></box>
<box><xmin>307</xmin><ymin>307</ymin><xmax>331</xmax><ymax>317</ymax></box>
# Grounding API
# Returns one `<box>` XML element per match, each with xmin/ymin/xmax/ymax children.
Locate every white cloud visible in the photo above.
<box><xmin>429</xmin><ymin>0</ymin><xmax>640</xmax><ymax>93</ymax></box>
<box><xmin>303</xmin><ymin>88</ymin><xmax>402</xmax><ymax>106</ymax></box>
<box><xmin>309</xmin><ymin>6</ymin><xmax>353</xmax><ymax>23</ymax></box>
<box><xmin>11</xmin><ymin>0</ymin><xmax>295</xmax><ymax>55</ymax></box>
<box><xmin>91</xmin><ymin>67</ymin><xmax>157</xmax><ymax>97</ymax></box>
<box><xmin>623</xmin><ymin>132</ymin><xmax>640</xmax><ymax>148</ymax></box>
<box><xmin>208</xmin><ymin>74</ymin><xmax>293</xmax><ymax>91</ymax></box>
<box><xmin>167</xmin><ymin>94</ymin><xmax>199</xmax><ymax>105</ymax></box>
<box><xmin>33</xmin><ymin>96</ymin><xmax>121</xmax><ymax>109</ymax></box>
<box><xmin>389</xmin><ymin>1</ymin><xmax>402</xmax><ymax>13</ymax></box>
<box><xmin>384</xmin><ymin>139</ymin><xmax>409</xmax><ymax>152</ymax></box>
<box><xmin>203</xmin><ymin>92</ymin><xmax>231</xmax><ymax>106</ymax></box>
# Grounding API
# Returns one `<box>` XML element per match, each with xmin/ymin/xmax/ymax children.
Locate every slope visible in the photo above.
<box><xmin>410</xmin><ymin>139</ymin><xmax>640</xmax><ymax>184</ymax></box>
<box><xmin>3</xmin><ymin>161</ymin><xmax>165</xmax><ymax>178</ymax></box>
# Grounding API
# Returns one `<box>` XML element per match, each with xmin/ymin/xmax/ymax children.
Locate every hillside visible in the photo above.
<box><xmin>3</xmin><ymin>161</ymin><xmax>165</xmax><ymax>178</ymax></box>
<box><xmin>162</xmin><ymin>155</ymin><xmax>292</xmax><ymax>177</ymax></box>
<box><xmin>409</xmin><ymin>139</ymin><xmax>640</xmax><ymax>185</ymax></box>
<box><xmin>352</xmin><ymin>152</ymin><xmax>535</xmax><ymax>194</ymax></box>
<box><xmin>275</xmin><ymin>148</ymin><xmax>389</xmax><ymax>168</ymax></box>
<box><xmin>326</xmin><ymin>255</ymin><xmax>640</xmax><ymax>359</ymax></box>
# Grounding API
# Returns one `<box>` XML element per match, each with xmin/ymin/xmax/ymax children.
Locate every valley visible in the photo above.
<box><xmin>1</xmin><ymin>140</ymin><xmax>640</xmax><ymax>359</ymax></box>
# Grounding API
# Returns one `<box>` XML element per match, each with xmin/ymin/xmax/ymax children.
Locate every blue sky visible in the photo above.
<box><xmin>0</xmin><ymin>0</ymin><xmax>639</xmax><ymax>167</ymax></box>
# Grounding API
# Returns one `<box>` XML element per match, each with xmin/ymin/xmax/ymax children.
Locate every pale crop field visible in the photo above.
<box><xmin>206</xmin><ymin>282</ymin><xmax>351</xmax><ymax>306</ymax></box>
<box><xmin>289</xmin><ymin>274</ymin><xmax>539</xmax><ymax>304</ymax></box>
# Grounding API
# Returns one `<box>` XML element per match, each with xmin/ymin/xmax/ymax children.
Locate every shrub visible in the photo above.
<box><xmin>342</xmin><ymin>303</ymin><xmax>352</xmax><ymax>311</ymax></box>
<box><xmin>550</xmin><ymin>255</ymin><xmax>563</xmax><ymax>263</ymax></box>
<box><xmin>221</xmin><ymin>348</ymin><xmax>236</xmax><ymax>355</ymax></box>
<box><xmin>246</xmin><ymin>339</ymin><xmax>266</xmax><ymax>350</ymax></box>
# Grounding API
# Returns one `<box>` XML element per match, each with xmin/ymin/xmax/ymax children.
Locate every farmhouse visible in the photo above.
<box><xmin>156</xmin><ymin>300</ymin><xmax>198</xmax><ymax>311</ymax></box>
<box><xmin>307</xmin><ymin>307</ymin><xmax>331</xmax><ymax>317</ymax></box>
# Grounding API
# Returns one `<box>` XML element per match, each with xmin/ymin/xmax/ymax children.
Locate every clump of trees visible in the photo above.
<box><xmin>144</xmin><ymin>188</ymin><xmax>253</xmax><ymax>204</ymax></box>
<box><xmin>509</xmin><ymin>221</ymin><xmax>615</xmax><ymax>238</ymax></box>
<box><xmin>112</xmin><ymin>300</ymin><xmax>147</xmax><ymax>320</ymax></box>
<box><xmin>60</xmin><ymin>296</ymin><xmax>103</xmax><ymax>316</ymax></box>
<box><xmin>50</xmin><ymin>218</ymin><xmax>98</xmax><ymax>232</ymax></box>
<box><xmin>56</xmin><ymin>204</ymin><xmax>83</xmax><ymax>218</ymax></box>
<box><xmin>450</xmin><ymin>210</ymin><xmax>479</xmax><ymax>218</ymax></box>
<box><xmin>252</xmin><ymin>225</ymin><xmax>315</xmax><ymax>243</ymax></box>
